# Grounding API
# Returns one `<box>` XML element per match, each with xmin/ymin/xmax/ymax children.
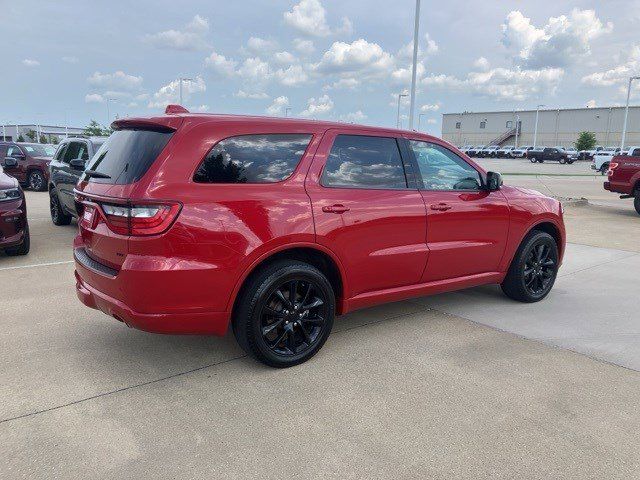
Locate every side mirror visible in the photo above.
<box><xmin>69</xmin><ymin>158</ymin><xmax>86</xmax><ymax>171</ymax></box>
<box><xmin>3</xmin><ymin>157</ymin><xmax>18</xmax><ymax>168</ymax></box>
<box><xmin>485</xmin><ymin>171</ymin><xmax>503</xmax><ymax>191</ymax></box>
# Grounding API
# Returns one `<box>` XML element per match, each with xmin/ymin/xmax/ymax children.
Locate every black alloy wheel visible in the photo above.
<box><xmin>49</xmin><ymin>189</ymin><xmax>72</xmax><ymax>225</ymax></box>
<box><xmin>233</xmin><ymin>260</ymin><xmax>335</xmax><ymax>367</ymax></box>
<box><xmin>501</xmin><ymin>230</ymin><xmax>559</xmax><ymax>302</ymax></box>
<box><xmin>28</xmin><ymin>171</ymin><xmax>45</xmax><ymax>191</ymax></box>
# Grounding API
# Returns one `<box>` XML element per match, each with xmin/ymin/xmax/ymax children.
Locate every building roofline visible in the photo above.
<box><xmin>443</xmin><ymin>105</ymin><xmax>640</xmax><ymax>116</ymax></box>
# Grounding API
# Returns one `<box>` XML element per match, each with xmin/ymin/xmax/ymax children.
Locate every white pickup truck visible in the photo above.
<box><xmin>592</xmin><ymin>147</ymin><xmax>640</xmax><ymax>174</ymax></box>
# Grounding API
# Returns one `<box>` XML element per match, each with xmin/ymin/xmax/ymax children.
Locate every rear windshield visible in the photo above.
<box><xmin>85</xmin><ymin>129</ymin><xmax>173</xmax><ymax>184</ymax></box>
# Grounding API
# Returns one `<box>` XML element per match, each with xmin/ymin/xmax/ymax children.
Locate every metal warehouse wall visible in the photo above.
<box><xmin>442</xmin><ymin>106</ymin><xmax>640</xmax><ymax>148</ymax></box>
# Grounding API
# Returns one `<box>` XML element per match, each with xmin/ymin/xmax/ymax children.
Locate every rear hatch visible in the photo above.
<box><xmin>75</xmin><ymin>117</ymin><xmax>182</xmax><ymax>270</ymax></box>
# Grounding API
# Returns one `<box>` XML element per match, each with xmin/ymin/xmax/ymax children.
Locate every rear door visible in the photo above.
<box><xmin>405</xmin><ymin>139</ymin><xmax>510</xmax><ymax>282</ymax></box>
<box><xmin>58</xmin><ymin>141</ymin><xmax>88</xmax><ymax>213</ymax></box>
<box><xmin>5</xmin><ymin>145</ymin><xmax>27</xmax><ymax>182</ymax></box>
<box><xmin>305</xmin><ymin>130</ymin><xmax>428</xmax><ymax>298</ymax></box>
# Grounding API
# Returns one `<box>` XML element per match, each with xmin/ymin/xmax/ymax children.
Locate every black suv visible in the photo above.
<box><xmin>48</xmin><ymin>137</ymin><xmax>105</xmax><ymax>225</ymax></box>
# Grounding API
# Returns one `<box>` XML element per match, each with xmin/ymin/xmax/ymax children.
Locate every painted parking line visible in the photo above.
<box><xmin>0</xmin><ymin>260</ymin><xmax>74</xmax><ymax>272</ymax></box>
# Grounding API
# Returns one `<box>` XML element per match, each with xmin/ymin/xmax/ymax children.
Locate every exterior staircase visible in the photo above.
<box><xmin>489</xmin><ymin>127</ymin><xmax>518</xmax><ymax>146</ymax></box>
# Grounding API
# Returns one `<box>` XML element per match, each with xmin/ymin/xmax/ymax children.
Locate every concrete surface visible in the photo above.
<box><xmin>1</xmin><ymin>187</ymin><xmax>640</xmax><ymax>479</ymax></box>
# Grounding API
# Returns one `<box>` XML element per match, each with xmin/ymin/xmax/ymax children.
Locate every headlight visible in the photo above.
<box><xmin>0</xmin><ymin>188</ymin><xmax>21</xmax><ymax>201</ymax></box>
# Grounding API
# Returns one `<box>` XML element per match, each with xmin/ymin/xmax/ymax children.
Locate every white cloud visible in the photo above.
<box><xmin>427</xmin><ymin>118</ymin><xmax>437</xmax><ymax>125</ymax></box>
<box><xmin>246</xmin><ymin>36</ymin><xmax>278</xmax><ymax>54</ymax></box>
<box><xmin>234</xmin><ymin>90</ymin><xmax>270</xmax><ymax>99</ymax></box>
<box><xmin>85</xmin><ymin>93</ymin><xmax>104</xmax><ymax>103</ymax></box>
<box><xmin>62</xmin><ymin>56</ymin><xmax>79</xmax><ymax>64</ymax></box>
<box><xmin>148</xmin><ymin>76</ymin><xmax>206</xmax><ymax>108</ymax></box>
<box><xmin>300</xmin><ymin>94</ymin><xmax>333</xmax><ymax>117</ymax></box>
<box><xmin>274</xmin><ymin>64</ymin><xmax>309</xmax><ymax>86</ymax></box>
<box><xmin>420</xmin><ymin>103</ymin><xmax>441</xmax><ymax>112</ymax></box>
<box><xmin>391</xmin><ymin>62</ymin><xmax>426</xmax><ymax>85</ymax></box>
<box><xmin>398</xmin><ymin>32</ymin><xmax>439</xmax><ymax>61</ymax></box>
<box><xmin>340</xmin><ymin>110</ymin><xmax>366</xmax><ymax>122</ymax></box>
<box><xmin>145</xmin><ymin>15</ymin><xmax>210</xmax><ymax>51</ymax></box>
<box><xmin>324</xmin><ymin>77</ymin><xmax>360</xmax><ymax>90</ymax></box>
<box><xmin>586</xmin><ymin>99</ymin><xmax>597</xmax><ymax>108</ymax></box>
<box><xmin>22</xmin><ymin>59</ymin><xmax>40</xmax><ymax>67</ymax></box>
<box><xmin>293</xmin><ymin>38</ymin><xmax>315</xmax><ymax>55</ymax></box>
<box><xmin>581</xmin><ymin>45</ymin><xmax>640</xmax><ymax>96</ymax></box>
<box><xmin>314</xmin><ymin>39</ymin><xmax>395</xmax><ymax>77</ymax></box>
<box><xmin>266</xmin><ymin>96</ymin><xmax>289</xmax><ymax>115</ymax></box>
<box><xmin>273</xmin><ymin>51</ymin><xmax>297</xmax><ymax>65</ymax></box>
<box><xmin>284</xmin><ymin>0</ymin><xmax>352</xmax><ymax>37</ymax></box>
<box><xmin>88</xmin><ymin>71</ymin><xmax>143</xmax><ymax>91</ymax></box>
<box><xmin>238</xmin><ymin>57</ymin><xmax>271</xmax><ymax>79</ymax></box>
<box><xmin>190</xmin><ymin>104</ymin><xmax>210</xmax><ymax>112</ymax></box>
<box><xmin>473</xmin><ymin>57</ymin><xmax>490</xmax><ymax>71</ymax></box>
<box><xmin>204</xmin><ymin>51</ymin><xmax>238</xmax><ymax>77</ymax></box>
<box><xmin>501</xmin><ymin>9</ymin><xmax>613</xmax><ymax>68</ymax></box>
<box><xmin>422</xmin><ymin>67</ymin><xmax>564</xmax><ymax>101</ymax></box>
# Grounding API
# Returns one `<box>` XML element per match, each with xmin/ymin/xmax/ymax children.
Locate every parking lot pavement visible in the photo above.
<box><xmin>2</xmin><ymin>188</ymin><xmax>640</xmax><ymax>478</ymax></box>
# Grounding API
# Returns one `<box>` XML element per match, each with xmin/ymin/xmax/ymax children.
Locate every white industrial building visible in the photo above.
<box><xmin>442</xmin><ymin>106</ymin><xmax>640</xmax><ymax>148</ymax></box>
<box><xmin>1</xmin><ymin>124</ymin><xmax>84</xmax><ymax>143</ymax></box>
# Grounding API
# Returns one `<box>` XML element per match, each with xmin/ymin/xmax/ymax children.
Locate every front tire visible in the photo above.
<box><xmin>501</xmin><ymin>230</ymin><xmax>559</xmax><ymax>303</ymax></box>
<box><xmin>4</xmin><ymin>223</ymin><xmax>30</xmax><ymax>256</ymax></box>
<box><xmin>530</xmin><ymin>156</ymin><xmax>537</xmax><ymax>163</ymax></box>
<box><xmin>28</xmin><ymin>170</ymin><xmax>46</xmax><ymax>191</ymax></box>
<box><xmin>50</xmin><ymin>188</ymin><xmax>72</xmax><ymax>226</ymax></box>
<box><xmin>634</xmin><ymin>191</ymin><xmax>640</xmax><ymax>216</ymax></box>
<box><xmin>232</xmin><ymin>260</ymin><xmax>335</xmax><ymax>368</ymax></box>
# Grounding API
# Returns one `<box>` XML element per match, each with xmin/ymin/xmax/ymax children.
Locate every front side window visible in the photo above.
<box><xmin>63</xmin><ymin>142</ymin><xmax>88</xmax><ymax>163</ymax></box>
<box><xmin>194</xmin><ymin>134</ymin><xmax>311</xmax><ymax>184</ymax></box>
<box><xmin>408</xmin><ymin>141</ymin><xmax>482</xmax><ymax>191</ymax></box>
<box><xmin>321</xmin><ymin>135</ymin><xmax>407</xmax><ymax>189</ymax></box>
<box><xmin>6</xmin><ymin>146</ymin><xmax>23</xmax><ymax>158</ymax></box>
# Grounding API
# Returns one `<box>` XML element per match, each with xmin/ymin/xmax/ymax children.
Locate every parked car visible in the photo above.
<box><xmin>459</xmin><ymin>145</ymin><xmax>473</xmax><ymax>155</ymax></box>
<box><xmin>591</xmin><ymin>151</ymin><xmax>615</xmax><ymax>174</ymax></box>
<box><xmin>604</xmin><ymin>147</ymin><xmax>640</xmax><ymax>214</ymax></box>
<box><xmin>512</xmin><ymin>146</ymin><xmax>533</xmax><ymax>158</ymax></box>
<box><xmin>528</xmin><ymin>147</ymin><xmax>575</xmax><ymax>164</ymax></box>
<box><xmin>578</xmin><ymin>145</ymin><xmax>603</xmax><ymax>161</ymax></box>
<box><xmin>48</xmin><ymin>136</ymin><xmax>106</xmax><ymax>225</ymax></box>
<box><xmin>0</xmin><ymin>164</ymin><xmax>29</xmax><ymax>256</ymax></box>
<box><xmin>466</xmin><ymin>146</ymin><xmax>484</xmax><ymax>157</ymax></box>
<box><xmin>496</xmin><ymin>146</ymin><xmax>515</xmax><ymax>158</ymax></box>
<box><xmin>478</xmin><ymin>145</ymin><xmax>500</xmax><ymax>158</ymax></box>
<box><xmin>73</xmin><ymin>106</ymin><xmax>566</xmax><ymax>367</ymax></box>
<box><xmin>0</xmin><ymin>141</ymin><xmax>54</xmax><ymax>191</ymax></box>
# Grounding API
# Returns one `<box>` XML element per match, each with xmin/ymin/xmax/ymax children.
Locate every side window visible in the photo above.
<box><xmin>632</xmin><ymin>148</ymin><xmax>640</xmax><ymax>157</ymax></box>
<box><xmin>6</xmin><ymin>146</ymin><xmax>23</xmax><ymax>158</ymax></box>
<box><xmin>54</xmin><ymin>143</ymin><xmax>68</xmax><ymax>161</ymax></box>
<box><xmin>321</xmin><ymin>135</ymin><xmax>407</xmax><ymax>189</ymax></box>
<box><xmin>408</xmin><ymin>141</ymin><xmax>482</xmax><ymax>191</ymax></box>
<box><xmin>194</xmin><ymin>134</ymin><xmax>311</xmax><ymax>184</ymax></box>
<box><xmin>62</xmin><ymin>142</ymin><xmax>84</xmax><ymax>164</ymax></box>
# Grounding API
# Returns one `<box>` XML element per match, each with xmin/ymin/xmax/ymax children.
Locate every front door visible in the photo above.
<box><xmin>305</xmin><ymin>130</ymin><xmax>428</xmax><ymax>298</ymax></box>
<box><xmin>405</xmin><ymin>139</ymin><xmax>510</xmax><ymax>282</ymax></box>
<box><xmin>5</xmin><ymin>145</ymin><xmax>27</xmax><ymax>183</ymax></box>
<box><xmin>59</xmin><ymin>141</ymin><xmax>89</xmax><ymax>213</ymax></box>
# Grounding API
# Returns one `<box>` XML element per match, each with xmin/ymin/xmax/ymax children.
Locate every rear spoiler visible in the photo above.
<box><xmin>111</xmin><ymin>115</ymin><xmax>183</xmax><ymax>133</ymax></box>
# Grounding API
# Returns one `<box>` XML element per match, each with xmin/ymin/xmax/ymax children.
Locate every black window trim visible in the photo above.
<box><xmin>403</xmin><ymin>138</ymin><xmax>487</xmax><ymax>192</ymax></box>
<box><xmin>319</xmin><ymin>133</ymin><xmax>414</xmax><ymax>191</ymax></box>
<box><xmin>192</xmin><ymin>132</ymin><xmax>315</xmax><ymax>186</ymax></box>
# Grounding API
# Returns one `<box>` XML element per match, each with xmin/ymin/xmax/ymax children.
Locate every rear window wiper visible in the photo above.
<box><xmin>84</xmin><ymin>169</ymin><xmax>111</xmax><ymax>179</ymax></box>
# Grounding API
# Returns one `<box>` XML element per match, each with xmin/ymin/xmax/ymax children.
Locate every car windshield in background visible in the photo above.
<box><xmin>21</xmin><ymin>144</ymin><xmax>53</xmax><ymax>157</ymax></box>
<box><xmin>85</xmin><ymin>129</ymin><xmax>173</xmax><ymax>184</ymax></box>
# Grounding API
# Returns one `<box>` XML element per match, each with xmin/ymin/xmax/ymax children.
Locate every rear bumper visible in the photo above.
<box><xmin>604</xmin><ymin>180</ymin><xmax>633</xmax><ymax>195</ymax></box>
<box><xmin>74</xmin><ymin>257</ymin><xmax>231</xmax><ymax>336</ymax></box>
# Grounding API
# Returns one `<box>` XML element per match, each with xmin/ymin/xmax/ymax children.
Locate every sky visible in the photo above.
<box><xmin>3</xmin><ymin>0</ymin><xmax>640</xmax><ymax>135</ymax></box>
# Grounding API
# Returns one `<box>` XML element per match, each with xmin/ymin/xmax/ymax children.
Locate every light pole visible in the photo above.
<box><xmin>514</xmin><ymin>114</ymin><xmax>520</xmax><ymax>148</ymax></box>
<box><xmin>179</xmin><ymin>77</ymin><xmax>194</xmax><ymax>105</ymax></box>
<box><xmin>397</xmin><ymin>93</ymin><xmax>408</xmax><ymax>129</ymax></box>
<box><xmin>418</xmin><ymin>113</ymin><xmax>427</xmax><ymax>130</ymax></box>
<box><xmin>408</xmin><ymin>0</ymin><xmax>421</xmax><ymax>130</ymax></box>
<box><xmin>533</xmin><ymin>104</ymin><xmax>545</xmax><ymax>148</ymax></box>
<box><xmin>621</xmin><ymin>76</ymin><xmax>640</xmax><ymax>150</ymax></box>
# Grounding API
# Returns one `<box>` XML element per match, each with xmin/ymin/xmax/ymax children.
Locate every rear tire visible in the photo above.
<box><xmin>4</xmin><ymin>223</ymin><xmax>30</xmax><ymax>256</ymax></box>
<box><xmin>530</xmin><ymin>156</ymin><xmax>537</xmax><ymax>163</ymax></box>
<box><xmin>50</xmin><ymin>188</ymin><xmax>72</xmax><ymax>226</ymax></box>
<box><xmin>28</xmin><ymin>170</ymin><xmax>46</xmax><ymax>191</ymax></box>
<box><xmin>501</xmin><ymin>230</ymin><xmax>559</xmax><ymax>303</ymax></box>
<box><xmin>634</xmin><ymin>191</ymin><xmax>640</xmax><ymax>216</ymax></box>
<box><xmin>559</xmin><ymin>158</ymin><xmax>566</xmax><ymax>164</ymax></box>
<box><xmin>232</xmin><ymin>260</ymin><xmax>335</xmax><ymax>368</ymax></box>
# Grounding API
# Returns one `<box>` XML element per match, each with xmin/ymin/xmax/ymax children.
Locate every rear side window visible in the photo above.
<box><xmin>63</xmin><ymin>142</ymin><xmax>89</xmax><ymax>163</ymax></box>
<box><xmin>321</xmin><ymin>135</ymin><xmax>407</xmax><ymax>189</ymax></box>
<box><xmin>86</xmin><ymin>129</ymin><xmax>173</xmax><ymax>184</ymax></box>
<box><xmin>194</xmin><ymin>134</ymin><xmax>311</xmax><ymax>184</ymax></box>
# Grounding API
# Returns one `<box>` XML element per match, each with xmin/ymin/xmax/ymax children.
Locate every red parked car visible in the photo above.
<box><xmin>0</xmin><ymin>142</ymin><xmax>54</xmax><ymax>191</ymax></box>
<box><xmin>604</xmin><ymin>147</ymin><xmax>640</xmax><ymax>215</ymax></box>
<box><xmin>0</xmin><ymin>165</ymin><xmax>29</xmax><ymax>256</ymax></box>
<box><xmin>73</xmin><ymin>106</ymin><xmax>566</xmax><ymax>367</ymax></box>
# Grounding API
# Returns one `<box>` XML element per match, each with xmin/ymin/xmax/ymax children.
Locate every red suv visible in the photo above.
<box><xmin>73</xmin><ymin>107</ymin><xmax>565</xmax><ymax>367</ymax></box>
<box><xmin>0</xmin><ymin>165</ymin><xmax>29</xmax><ymax>256</ymax></box>
<box><xmin>0</xmin><ymin>142</ymin><xmax>54</xmax><ymax>191</ymax></box>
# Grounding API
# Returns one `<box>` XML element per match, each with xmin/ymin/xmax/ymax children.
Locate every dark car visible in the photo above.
<box><xmin>73</xmin><ymin>106</ymin><xmax>565</xmax><ymax>367</ymax></box>
<box><xmin>528</xmin><ymin>147</ymin><xmax>575</xmax><ymax>164</ymax></box>
<box><xmin>48</xmin><ymin>137</ymin><xmax>105</xmax><ymax>225</ymax></box>
<box><xmin>0</xmin><ymin>164</ymin><xmax>29</xmax><ymax>256</ymax></box>
<box><xmin>0</xmin><ymin>142</ymin><xmax>55</xmax><ymax>191</ymax></box>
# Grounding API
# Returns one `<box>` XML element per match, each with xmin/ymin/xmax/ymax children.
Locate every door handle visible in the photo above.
<box><xmin>430</xmin><ymin>203</ymin><xmax>452</xmax><ymax>211</ymax></box>
<box><xmin>322</xmin><ymin>204</ymin><xmax>350</xmax><ymax>214</ymax></box>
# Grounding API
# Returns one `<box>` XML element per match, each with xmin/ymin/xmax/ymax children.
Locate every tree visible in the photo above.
<box><xmin>17</xmin><ymin>134</ymin><xmax>25</xmax><ymax>142</ymax></box>
<box><xmin>39</xmin><ymin>135</ymin><xmax>48</xmax><ymax>144</ymax></box>
<box><xmin>83</xmin><ymin>120</ymin><xmax>106</xmax><ymax>136</ymax></box>
<box><xmin>575</xmin><ymin>131</ymin><xmax>597</xmax><ymax>151</ymax></box>
<box><xmin>51</xmin><ymin>136</ymin><xmax>59</xmax><ymax>145</ymax></box>
<box><xmin>25</xmin><ymin>130</ymin><xmax>37</xmax><ymax>142</ymax></box>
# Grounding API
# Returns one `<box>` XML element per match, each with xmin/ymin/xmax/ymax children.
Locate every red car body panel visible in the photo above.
<box><xmin>73</xmin><ymin>113</ymin><xmax>566</xmax><ymax>335</ymax></box>
<box><xmin>0</xmin><ymin>171</ymin><xmax>28</xmax><ymax>250</ymax></box>
<box><xmin>0</xmin><ymin>143</ymin><xmax>51</xmax><ymax>185</ymax></box>
<box><xmin>605</xmin><ymin>154</ymin><xmax>640</xmax><ymax>196</ymax></box>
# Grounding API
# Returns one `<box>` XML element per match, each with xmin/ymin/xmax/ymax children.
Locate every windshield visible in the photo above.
<box><xmin>20</xmin><ymin>144</ymin><xmax>54</xmax><ymax>157</ymax></box>
<box><xmin>85</xmin><ymin>129</ymin><xmax>173</xmax><ymax>184</ymax></box>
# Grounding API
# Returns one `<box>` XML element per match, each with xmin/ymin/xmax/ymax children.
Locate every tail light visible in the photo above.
<box><xmin>607</xmin><ymin>162</ymin><xmax>619</xmax><ymax>176</ymax></box>
<box><xmin>99</xmin><ymin>202</ymin><xmax>181</xmax><ymax>236</ymax></box>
